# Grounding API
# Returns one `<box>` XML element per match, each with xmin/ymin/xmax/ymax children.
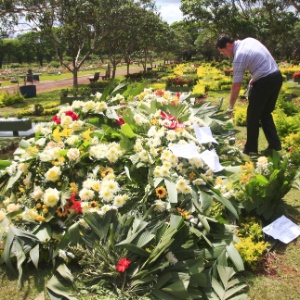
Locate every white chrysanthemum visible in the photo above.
<box><xmin>161</xmin><ymin>149</ymin><xmax>172</xmax><ymax>161</ymax></box>
<box><xmin>106</xmin><ymin>152</ymin><xmax>118</xmax><ymax>163</ymax></box>
<box><xmin>147</xmin><ymin>136</ymin><xmax>161</xmax><ymax>148</ymax></box>
<box><xmin>6</xmin><ymin>161</ymin><xmax>18</xmax><ymax>176</ymax></box>
<box><xmin>94</xmin><ymin>101</ymin><xmax>107</xmax><ymax>113</ymax></box>
<box><xmin>189</xmin><ymin>157</ymin><xmax>204</xmax><ymax>168</ymax></box>
<box><xmin>138</xmin><ymin>149</ymin><xmax>151</xmax><ymax>162</ymax></box>
<box><xmin>82</xmin><ymin>178</ymin><xmax>95</xmax><ymax>189</ymax></box>
<box><xmin>166</xmin><ymin>130</ymin><xmax>177</xmax><ymax>141</ymax></box>
<box><xmin>67</xmin><ymin>148</ymin><xmax>80</xmax><ymax>161</ymax></box>
<box><xmin>81</xmin><ymin>202</ymin><xmax>90</xmax><ymax>213</ymax></box>
<box><xmin>154</xmin><ymin>199</ymin><xmax>167</xmax><ymax>212</ymax></box>
<box><xmin>169</xmin><ymin>153</ymin><xmax>179</xmax><ymax>166</ymax></box>
<box><xmin>134</xmin><ymin>113</ymin><xmax>147</xmax><ymax>125</ymax></box>
<box><xmin>160</xmin><ymin>165</ymin><xmax>170</xmax><ymax>177</ymax></box>
<box><xmin>69</xmin><ymin>120</ymin><xmax>84</xmax><ymax>131</ymax></box>
<box><xmin>94</xmin><ymin>92</ymin><xmax>102</xmax><ymax>99</ymax></box>
<box><xmin>182</xmin><ymin>185</ymin><xmax>192</xmax><ymax>194</ymax></box>
<box><xmin>66</xmin><ymin>135</ymin><xmax>79</xmax><ymax>146</ymax></box>
<box><xmin>147</xmin><ymin>126</ymin><xmax>157</xmax><ymax>138</ymax></box>
<box><xmin>91</xmin><ymin>136</ymin><xmax>99</xmax><ymax>145</ymax></box>
<box><xmin>134</xmin><ymin>139</ymin><xmax>144</xmax><ymax>152</ymax></box>
<box><xmin>113</xmin><ymin>195</ymin><xmax>129</xmax><ymax>208</ymax></box>
<box><xmin>89</xmin><ymin>144</ymin><xmax>109</xmax><ymax>160</ymax></box>
<box><xmin>43</xmin><ymin>188</ymin><xmax>60</xmax><ymax>207</ymax></box>
<box><xmin>45</xmin><ymin>166</ymin><xmax>62</xmax><ymax>182</ymax></box>
<box><xmin>193</xmin><ymin>178</ymin><xmax>206</xmax><ymax>185</ymax></box>
<box><xmin>79</xmin><ymin>188</ymin><xmax>95</xmax><ymax>201</ymax></box>
<box><xmin>175</xmin><ymin>177</ymin><xmax>189</xmax><ymax>193</ymax></box>
<box><xmin>82</xmin><ymin>100</ymin><xmax>96</xmax><ymax>112</ymax></box>
<box><xmin>71</xmin><ymin>100</ymin><xmax>85</xmax><ymax>109</ymax></box>
<box><xmin>149</xmin><ymin>146</ymin><xmax>159</xmax><ymax>157</ymax></box>
<box><xmin>34</xmin><ymin>123</ymin><xmax>52</xmax><ymax>135</ymax></box>
<box><xmin>99</xmin><ymin>204</ymin><xmax>117</xmax><ymax>215</ymax></box>
<box><xmin>22</xmin><ymin>208</ymin><xmax>39</xmax><ymax>222</ymax></box>
<box><xmin>157</xmin><ymin>127</ymin><xmax>166</xmax><ymax>138</ymax></box>
<box><xmin>101</xmin><ymin>179</ymin><xmax>119</xmax><ymax>194</ymax></box>
<box><xmin>165</xmin><ymin>251</ymin><xmax>178</xmax><ymax>265</ymax></box>
<box><xmin>39</xmin><ymin>148</ymin><xmax>61</xmax><ymax>162</ymax></box>
<box><xmin>100</xmin><ymin>189</ymin><xmax>114</xmax><ymax>202</ymax></box>
<box><xmin>106</xmin><ymin>143</ymin><xmax>124</xmax><ymax>163</ymax></box>
<box><xmin>91</xmin><ymin>180</ymin><xmax>101</xmax><ymax>192</ymax></box>
<box><xmin>60</xmin><ymin>115</ymin><xmax>73</xmax><ymax>127</ymax></box>
<box><xmin>153</xmin><ymin>166</ymin><xmax>162</xmax><ymax>177</ymax></box>
<box><xmin>6</xmin><ymin>203</ymin><xmax>20</xmax><ymax>213</ymax></box>
<box><xmin>30</xmin><ymin>186</ymin><xmax>44</xmax><ymax>200</ymax></box>
<box><xmin>0</xmin><ymin>209</ymin><xmax>6</xmax><ymax>222</ymax></box>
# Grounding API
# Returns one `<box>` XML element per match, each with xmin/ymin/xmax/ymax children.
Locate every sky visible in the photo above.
<box><xmin>155</xmin><ymin>0</ymin><xmax>184</xmax><ymax>24</ymax></box>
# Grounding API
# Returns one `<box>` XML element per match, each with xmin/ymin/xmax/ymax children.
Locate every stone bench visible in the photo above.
<box><xmin>0</xmin><ymin>118</ymin><xmax>33</xmax><ymax>136</ymax></box>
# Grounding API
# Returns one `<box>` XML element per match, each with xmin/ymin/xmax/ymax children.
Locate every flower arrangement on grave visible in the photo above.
<box><xmin>0</xmin><ymin>86</ymin><xmax>263</xmax><ymax>299</ymax></box>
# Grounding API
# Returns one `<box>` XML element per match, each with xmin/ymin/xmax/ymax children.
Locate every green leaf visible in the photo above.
<box><xmin>226</xmin><ymin>243</ymin><xmax>244</xmax><ymax>272</ymax></box>
<box><xmin>29</xmin><ymin>244</ymin><xmax>40</xmax><ymax>269</ymax></box>
<box><xmin>120</xmin><ymin>123</ymin><xmax>135</xmax><ymax>138</ymax></box>
<box><xmin>56</xmin><ymin>264</ymin><xmax>74</xmax><ymax>282</ymax></box>
<box><xmin>46</xmin><ymin>275</ymin><xmax>77</xmax><ymax>300</ymax></box>
<box><xmin>0</xmin><ymin>160</ymin><xmax>12</xmax><ymax>169</ymax></box>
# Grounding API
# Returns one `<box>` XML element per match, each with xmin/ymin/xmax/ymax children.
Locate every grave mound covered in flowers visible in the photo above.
<box><xmin>0</xmin><ymin>86</ymin><xmax>294</xmax><ymax>299</ymax></box>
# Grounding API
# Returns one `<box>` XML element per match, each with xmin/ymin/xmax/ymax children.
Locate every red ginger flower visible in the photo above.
<box><xmin>116</xmin><ymin>257</ymin><xmax>132</xmax><ymax>273</ymax></box>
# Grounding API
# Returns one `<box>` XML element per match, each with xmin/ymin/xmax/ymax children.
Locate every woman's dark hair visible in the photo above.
<box><xmin>215</xmin><ymin>34</ymin><xmax>234</xmax><ymax>49</ymax></box>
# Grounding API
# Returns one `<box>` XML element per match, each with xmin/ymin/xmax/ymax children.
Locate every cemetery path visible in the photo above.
<box><xmin>2</xmin><ymin>67</ymin><xmax>143</xmax><ymax>95</ymax></box>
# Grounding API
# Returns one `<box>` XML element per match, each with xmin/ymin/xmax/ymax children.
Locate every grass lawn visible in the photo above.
<box><xmin>0</xmin><ymin>73</ymin><xmax>300</xmax><ymax>300</ymax></box>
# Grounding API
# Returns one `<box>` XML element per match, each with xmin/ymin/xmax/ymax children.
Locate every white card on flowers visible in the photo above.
<box><xmin>193</xmin><ymin>123</ymin><xmax>218</xmax><ymax>144</ymax></box>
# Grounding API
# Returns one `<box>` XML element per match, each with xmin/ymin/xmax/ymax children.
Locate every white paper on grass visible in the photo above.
<box><xmin>193</xmin><ymin>123</ymin><xmax>218</xmax><ymax>144</ymax></box>
<box><xmin>169</xmin><ymin>144</ymin><xmax>223</xmax><ymax>172</ymax></box>
<box><xmin>262</xmin><ymin>215</ymin><xmax>300</xmax><ymax>244</ymax></box>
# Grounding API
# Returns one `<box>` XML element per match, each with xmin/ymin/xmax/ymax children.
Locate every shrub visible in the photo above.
<box><xmin>282</xmin><ymin>131</ymin><xmax>300</xmax><ymax>165</ymax></box>
<box><xmin>235</xmin><ymin>217</ymin><xmax>270</xmax><ymax>270</ymax></box>
<box><xmin>0</xmin><ymin>91</ymin><xmax>25</xmax><ymax>106</ymax></box>
<box><xmin>234</xmin><ymin>106</ymin><xmax>247</xmax><ymax>126</ymax></box>
<box><xmin>273</xmin><ymin>109</ymin><xmax>300</xmax><ymax>137</ymax></box>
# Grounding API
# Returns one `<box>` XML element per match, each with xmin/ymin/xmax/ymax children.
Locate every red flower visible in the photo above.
<box><xmin>155</xmin><ymin>90</ymin><xmax>164</xmax><ymax>96</ymax></box>
<box><xmin>118</xmin><ymin>258</ymin><xmax>131</xmax><ymax>267</ymax></box>
<box><xmin>116</xmin><ymin>115</ymin><xmax>125</xmax><ymax>125</ymax></box>
<box><xmin>65</xmin><ymin>110</ymin><xmax>79</xmax><ymax>120</ymax></box>
<box><xmin>68</xmin><ymin>192</ymin><xmax>82</xmax><ymax>214</ymax></box>
<box><xmin>52</xmin><ymin>115</ymin><xmax>61</xmax><ymax>124</ymax></box>
<box><xmin>116</xmin><ymin>257</ymin><xmax>132</xmax><ymax>273</ymax></box>
<box><xmin>116</xmin><ymin>264</ymin><xmax>127</xmax><ymax>272</ymax></box>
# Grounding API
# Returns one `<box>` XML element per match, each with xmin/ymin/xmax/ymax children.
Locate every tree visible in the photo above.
<box><xmin>180</xmin><ymin>0</ymin><xmax>299</xmax><ymax>61</ymax></box>
<box><xmin>0</xmin><ymin>0</ymin><xmax>154</xmax><ymax>87</ymax></box>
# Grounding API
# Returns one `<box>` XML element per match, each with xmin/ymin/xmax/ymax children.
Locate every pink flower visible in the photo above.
<box><xmin>160</xmin><ymin>111</ymin><xmax>176</xmax><ymax>121</ymax></box>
